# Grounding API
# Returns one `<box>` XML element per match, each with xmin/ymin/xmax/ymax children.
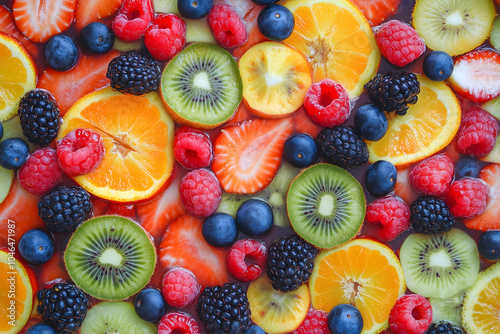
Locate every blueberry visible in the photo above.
<box><xmin>423</xmin><ymin>51</ymin><xmax>454</xmax><ymax>82</ymax></box>
<box><xmin>0</xmin><ymin>122</ymin><xmax>3</xmax><ymax>140</ymax></box>
<box><xmin>354</xmin><ymin>104</ymin><xmax>388</xmax><ymax>141</ymax></box>
<box><xmin>455</xmin><ymin>156</ymin><xmax>483</xmax><ymax>179</ymax></box>
<box><xmin>0</xmin><ymin>137</ymin><xmax>29</xmax><ymax>169</ymax></box>
<box><xmin>18</xmin><ymin>229</ymin><xmax>54</xmax><ymax>265</ymax></box>
<box><xmin>81</xmin><ymin>22</ymin><xmax>114</xmax><ymax>54</ymax></box>
<box><xmin>236</xmin><ymin>199</ymin><xmax>274</xmax><ymax>237</ymax></box>
<box><xmin>44</xmin><ymin>35</ymin><xmax>78</xmax><ymax>71</ymax></box>
<box><xmin>134</xmin><ymin>288</ymin><xmax>166</xmax><ymax>322</ymax></box>
<box><xmin>244</xmin><ymin>325</ymin><xmax>266</xmax><ymax>334</ymax></box>
<box><xmin>284</xmin><ymin>133</ymin><xmax>318</xmax><ymax>168</ymax></box>
<box><xmin>251</xmin><ymin>0</ymin><xmax>279</xmax><ymax>5</ymax></box>
<box><xmin>178</xmin><ymin>0</ymin><xmax>213</xmax><ymax>19</ymax></box>
<box><xmin>202</xmin><ymin>213</ymin><xmax>239</xmax><ymax>247</ymax></box>
<box><xmin>364</xmin><ymin>160</ymin><xmax>397</xmax><ymax>197</ymax></box>
<box><xmin>257</xmin><ymin>4</ymin><xmax>294</xmax><ymax>41</ymax></box>
<box><xmin>26</xmin><ymin>323</ymin><xmax>57</xmax><ymax>334</ymax></box>
<box><xmin>478</xmin><ymin>231</ymin><xmax>500</xmax><ymax>261</ymax></box>
<box><xmin>327</xmin><ymin>304</ymin><xmax>363</xmax><ymax>334</ymax></box>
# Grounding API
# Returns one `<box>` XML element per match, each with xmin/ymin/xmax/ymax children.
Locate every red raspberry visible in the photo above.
<box><xmin>445</xmin><ymin>178</ymin><xmax>489</xmax><ymax>218</ymax></box>
<box><xmin>389</xmin><ymin>294</ymin><xmax>432</xmax><ymax>334</ymax></box>
<box><xmin>161</xmin><ymin>267</ymin><xmax>200</xmax><ymax>308</ymax></box>
<box><xmin>292</xmin><ymin>307</ymin><xmax>329</xmax><ymax>334</ymax></box>
<box><xmin>158</xmin><ymin>311</ymin><xmax>201</xmax><ymax>334</ymax></box>
<box><xmin>57</xmin><ymin>128</ymin><xmax>105</xmax><ymax>177</ymax></box>
<box><xmin>179</xmin><ymin>168</ymin><xmax>222</xmax><ymax>217</ymax></box>
<box><xmin>409</xmin><ymin>154</ymin><xmax>454</xmax><ymax>196</ymax></box>
<box><xmin>303</xmin><ymin>79</ymin><xmax>351</xmax><ymax>127</ymax></box>
<box><xmin>112</xmin><ymin>0</ymin><xmax>154</xmax><ymax>42</ymax></box>
<box><xmin>226</xmin><ymin>239</ymin><xmax>266</xmax><ymax>282</ymax></box>
<box><xmin>375</xmin><ymin>20</ymin><xmax>426</xmax><ymax>67</ymax></box>
<box><xmin>456</xmin><ymin>107</ymin><xmax>499</xmax><ymax>157</ymax></box>
<box><xmin>174</xmin><ymin>127</ymin><xmax>213</xmax><ymax>169</ymax></box>
<box><xmin>207</xmin><ymin>3</ymin><xmax>247</xmax><ymax>49</ymax></box>
<box><xmin>145</xmin><ymin>14</ymin><xmax>186</xmax><ymax>61</ymax></box>
<box><xmin>18</xmin><ymin>148</ymin><xmax>63</xmax><ymax>195</ymax></box>
<box><xmin>365</xmin><ymin>195</ymin><xmax>410</xmax><ymax>241</ymax></box>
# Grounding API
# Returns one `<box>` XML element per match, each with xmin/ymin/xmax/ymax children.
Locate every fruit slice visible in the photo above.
<box><xmin>212</xmin><ymin>117</ymin><xmax>293</xmax><ymax>194</ymax></box>
<box><xmin>287</xmin><ymin>163</ymin><xmax>365</xmax><ymax>249</ymax></box>
<box><xmin>430</xmin><ymin>290</ymin><xmax>465</xmax><ymax>326</ymax></box>
<box><xmin>159</xmin><ymin>42</ymin><xmax>243</xmax><ymax>129</ymax></box>
<box><xmin>482</xmin><ymin>95</ymin><xmax>500</xmax><ymax>120</ymax></box>
<box><xmin>0</xmin><ymin>167</ymin><xmax>13</xmax><ymax>206</ymax></box>
<box><xmin>481</xmin><ymin>136</ymin><xmax>500</xmax><ymax>164</ymax></box>
<box><xmin>367</xmin><ymin>75</ymin><xmax>461</xmax><ymax>166</ymax></box>
<box><xmin>0</xmin><ymin>5</ymin><xmax>39</xmax><ymax>59</ymax></box>
<box><xmin>309</xmin><ymin>238</ymin><xmax>405</xmax><ymax>334</ymax></box>
<box><xmin>399</xmin><ymin>229</ymin><xmax>480</xmax><ymax>299</ymax></box>
<box><xmin>65</xmin><ymin>216</ymin><xmax>157</xmax><ymax>300</ymax></box>
<box><xmin>283</xmin><ymin>0</ymin><xmax>380</xmax><ymax>98</ymax></box>
<box><xmin>491</xmin><ymin>16</ymin><xmax>500</xmax><ymax>51</ymax></box>
<box><xmin>247</xmin><ymin>275</ymin><xmax>310</xmax><ymax>334</ymax></box>
<box><xmin>349</xmin><ymin>0</ymin><xmax>401</xmax><ymax>26</ymax></box>
<box><xmin>185</xmin><ymin>19</ymin><xmax>217</xmax><ymax>44</ymax></box>
<box><xmin>239</xmin><ymin>42</ymin><xmax>312</xmax><ymax>118</ymax></box>
<box><xmin>75</xmin><ymin>0</ymin><xmax>124</xmax><ymax>30</ymax></box>
<box><xmin>56</xmin><ymin>87</ymin><xmax>175</xmax><ymax>202</ymax></box>
<box><xmin>412</xmin><ymin>0</ymin><xmax>495</xmax><ymax>56</ymax></box>
<box><xmin>292</xmin><ymin>107</ymin><xmax>323</xmax><ymax>138</ymax></box>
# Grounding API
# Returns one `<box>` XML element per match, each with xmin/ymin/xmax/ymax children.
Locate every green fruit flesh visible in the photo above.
<box><xmin>490</xmin><ymin>16</ymin><xmax>500</xmax><ymax>51</ymax></box>
<box><xmin>429</xmin><ymin>290</ymin><xmax>465</xmax><ymax>326</ymax></box>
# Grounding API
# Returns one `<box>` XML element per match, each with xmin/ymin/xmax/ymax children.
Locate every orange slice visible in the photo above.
<box><xmin>309</xmin><ymin>238</ymin><xmax>405</xmax><ymax>334</ymax></box>
<box><xmin>57</xmin><ymin>87</ymin><xmax>175</xmax><ymax>202</ymax></box>
<box><xmin>282</xmin><ymin>0</ymin><xmax>380</xmax><ymax>98</ymax></box>
<box><xmin>367</xmin><ymin>75</ymin><xmax>461</xmax><ymax>166</ymax></box>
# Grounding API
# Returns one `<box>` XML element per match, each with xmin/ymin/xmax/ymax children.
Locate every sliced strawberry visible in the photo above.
<box><xmin>0</xmin><ymin>5</ymin><xmax>39</xmax><ymax>59</ymax></box>
<box><xmin>159</xmin><ymin>214</ymin><xmax>229</xmax><ymax>287</ymax></box>
<box><xmin>293</xmin><ymin>107</ymin><xmax>323</xmax><ymax>138</ymax></box>
<box><xmin>12</xmin><ymin>0</ymin><xmax>77</xmax><ymax>43</ymax></box>
<box><xmin>75</xmin><ymin>0</ymin><xmax>124</xmax><ymax>30</ymax></box>
<box><xmin>225</xmin><ymin>104</ymin><xmax>255</xmax><ymax>127</ymax></box>
<box><xmin>213</xmin><ymin>117</ymin><xmax>293</xmax><ymax>194</ymax></box>
<box><xmin>349</xmin><ymin>0</ymin><xmax>401</xmax><ymax>26</ymax></box>
<box><xmin>394</xmin><ymin>166</ymin><xmax>418</xmax><ymax>205</ymax></box>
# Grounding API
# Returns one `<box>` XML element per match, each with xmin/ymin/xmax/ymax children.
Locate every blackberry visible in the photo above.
<box><xmin>37</xmin><ymin>282</ymin><xmax>88</xmax><ymax>333</ymax></box>
<box><xmin>425</xmin><ymin>321</ymin><xmax>463</xmax><ymax>334</ymax></box>
<box><xmin>315</xmin><ymin>126</ymin><xmax>368</xmax><ymax>169</ymax></box>
<box><xmin>411</xmin><ymin>196</ymin><xmax>454</xmax><ymax>234</ymax></box>
<box><xmin>364</xmin><ymin>71</ymin><xmax>420</xmax><ymax>116</ymax></box>
<box><xmin>196</xmin><ymin>283</ymin><xmax>251</xmax><ymax>334</ymax></box>
<box><xmin>106</xmin><ymin>50</ymin><xmax>160</xmax><ymax>95</ymax></box>
<box><xmin>38</xmin><ymin>186</ymin><xmax>92</xmax><ymax>233</ymax></box>
<box><xmin>266</xmin><ymin>235</ymin><xmax>319</xmax><ymax>293</ymax></box>
<box><xmin>18</xmin><ymin>89</ymin><xmax>61</xmax><ymax>145</ymax></box>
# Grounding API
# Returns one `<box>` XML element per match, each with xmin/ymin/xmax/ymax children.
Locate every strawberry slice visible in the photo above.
<box><xmin>0</xmin><ymin>5</ymin><xmax>39</xmax><ymax>59</ymax></box>
<box><xmin>159</xmin><ymin>214</ymin><xmax>229</xmax><ymax>287</ymax></box>
<box><xmin>213</xmin><ymin>117</ymin><xmax>293</xmax><ymax>194</ymax></box>
<box><xmin>75</xmin><ymin>0</ymin><xmax>124</xmax><ymax>30</ymax></box>
<box><xmin>394</xmin><ymin>167</ymin><xmax>418</xmax><ymax>205</ymax></box>
<box><xmin>225</xmin><ymin>104</ymin><xmax>255</xmax><ymax>127</ymax></box>
<box><xmin>349</xmin><ymin>0</ymin><xmax>401</xmax><ymax>26</ymax></box>
<box><xmin>12</xmin><ymin>0</ymin><xmax>77</xmax><ymax>43</ymax></box>
<box><xmin>293</xmin><ymin>107</ymin><xmax>323</xmax><ymax>138</ymax></box>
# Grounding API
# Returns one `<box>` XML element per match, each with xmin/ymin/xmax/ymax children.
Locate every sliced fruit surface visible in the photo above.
<box><xmin>349</xmin><ymin>0</ymin><xmax>401</xmax><ymax>26</ymax></box>
<box><xmin>309</xmin><ymin>238</ymin><xmax>405</xmax><ymax>334</ymax></box>
<box><xmin>75</xmin><ymin>0</ymin><xmax>124</xmax><ymax>30</ymax></box>
<box><xmin>482</xmin><ymin>95</ymin><xmax>500</xmax><ymax>120</ymax></box>
<box><xmin>0</xmin><ymin>5</ymin><xmax>39</xmax><ymax>59</ymax></box>
<box><xmin>283</xmin><ymin>0</ymin><xmax>380</xmax><ymax>98</ymax></box>
<box><xmin>430</xmin><ymin>290</ymin><xmax>465</xmax><ymax>327</ymax></box>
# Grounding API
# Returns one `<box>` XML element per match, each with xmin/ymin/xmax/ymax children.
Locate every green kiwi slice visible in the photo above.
<box><xmin>160</xmin><ymin>42</ymin><xmax>243</xmax><ymax>129</ymax></box>
<box><xmin>400</xmin><ymin>228</ymin><xmax>479</xmax><ymax>299</ymax></box>
<box><xmin>286</xmin><ymin>163</ymin><xmax>365</xmax><ymax>249</ymax></box>
<box><xmin>64</xmin><ymin>216</ymin><xmax>156</xmax><ymax>300</ymax></box>
<box><xmin>429</xmin><ymin>290</ymin><xmax>465</xmax><ymax>326</ymax></box>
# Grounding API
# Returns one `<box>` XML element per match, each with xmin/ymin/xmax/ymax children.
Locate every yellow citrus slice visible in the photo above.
<box><xmin>309</xmin><ymin>238</ymin><xmax>405</xmax><ymax>334</ymax></box>
<box><xmin>367</xmin><ymin>75</ymin><xmax>461</xmax><ymax>166</ymax></box>
<box><xmin>0</xmin><ymin>32</ymin><xmax>36</xmax><ymax>121</ymax></box>
<box><xmin>282</xmin><ymin>0</ymin><xmax>380</xmax><ymax>98</ymax></box>
<box><xmin>57</xmin><ymin>87</ymin><xmax>175</xmax><ymax>202</ymax></box>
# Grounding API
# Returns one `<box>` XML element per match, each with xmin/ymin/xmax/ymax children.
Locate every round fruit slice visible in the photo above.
<box><xmin>287</xmin><ymin>163</ymin><xmax>365</xmax><ymax>249</ymax></box>
<box><xmin>64</xmin><ymin>216</ymin><xmax>156</xmax><ymax>300</ymax></box>
<box><xmin>283</xmin><ymin>0</ymin><xmax>380</xmax><ymax>98</ymax></box>
<box><xmin>57</xmin><ymin>87</ymin><xmax>175</xmax><ymax>202</ymax></box>
<box><xmin>309</xmin><ymin>238</ymin><xmax>405</xmax><ymax>334</ymax></box>
<box><xmin>367</xmin><ymin>75</ymin><xmax>461</xmax><ymax>166</ymax></box>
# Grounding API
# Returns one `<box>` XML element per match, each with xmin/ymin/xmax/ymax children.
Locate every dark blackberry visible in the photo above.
<box><xmin>425</xmin><ymin>321</ymin><xmax>463</xmax><ymax>334</ymax></box>
<box><xmin>18</xmin><ymin>89</ymin><xmax>61</xmax><ymax>145</ymax></box>
<box><xmin>411</xmin><ymin>196</ymin><xmax>454</xmax><ymax>234</ymax></box>
<box><xmin>196</xmin><ymin>283</ymin><xmax>251</xmax><ymax>334</ymax></box>
<box><xmin>37</xmin><ymin>282</ymin><xmax>88</xmax><ymax>333</ymax></box>
<box><xmin>38</xmin><ymin>186</ymin><xmax>92</xmax><ymax>233</ymax></box>
<box><xmin>315</xmin><ymin>126</ymin><xmax>368</xmax><ymax>169</ymax></box>
<box><xmin>364</xmin><ymin>71</ymin><xmax>420</xmax><ymax>116</ymax></box>
<box><xmin>106</xmin><ymin>50</ymin><xmax>160</xmax><ymax>95</ymax></box>
<box><xmin>266</xmin><ymin>235</ymin><xmax>319</xmax><ymax>293</ymax></box>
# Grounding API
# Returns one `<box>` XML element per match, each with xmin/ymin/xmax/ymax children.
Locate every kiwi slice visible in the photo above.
<box><xmin>400</xmin><ymin>228</ymin><xmax>480</xmax><ymax>299</ymax></box>
<box><xmin>491</xmin><ymin>16</ymin><xmax>500</xmax><ymax>51</ymax></box>
<box><xmin>64</xmin><ymin>216</ymin><xmax>156</xmax><ymax>300</ymax></box>
<box><xmin>160</xmin><ymin>42</ymin><xmax>242</xmax><ymax>129</ymax></box>
<box><xmin>429</xmin><ymin>290</ymin><xmax>465</xmax><ymax>326</ymax></box>
<box><xmin>80</xmin><ymin>301</ymin><xmax>157</xmax><ymax>333</ymax></box>
<box><xmin>412</xmin><ymin>0</ymin><xmax>496</xmax><ymax>56</ymax></box>
<box><xmin>286</xmin><ymin>163</ymin><xmax>365</xmax><ymax>249</ymax></box>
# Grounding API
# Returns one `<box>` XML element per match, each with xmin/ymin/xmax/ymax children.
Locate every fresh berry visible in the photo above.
<box><xmin>134</xmin><ymin>288</ymin><xmax>167</xmax><ymax>323</ymax></box>
<box><xmin>456</xmin><ymin>107</ymin><xmax>499</xmax><ymax>157</ymax></box>
<box><xmin>18</xmin><ymin>229</ymin><xmax>54</xmax><ymax>265</ymax></box>
<box><xmin>455</xmin><ymin>156</ymin><xmax>484</xmax><ymax>179</ymax></box>
<box><xmin>226</xmin><ymin>239</ymin><xmax>266</xmax><ymax>282</ymax></box>
<box><xmin>145</xmin><ymin>14</ymin><xmax>186</xmax><ymax>61</ymax></box>
<box><xmin>158</xmin><ymin>311</ymin><xmax>202</xmax><ymax>334</ymax></box>
<box><xmin>423</xmin><ymin>51</ymin><xmax>454</xmax><ymax>82</ymax></box>
<box><xmin>445</xmin><ymin>178</ymin><xmax>489</xmax><ymax>218</ymax></box>
<box><xmin>349</xmin><ymin>0</ymin><xmax>401</xmax><ymax>26</ymax></box>
<box><xmin>208</xmin><ymin>3</ymin><xmax>247</xmax><ymax>49</ymax></box>
<box><xmin>174</xmin><ymin>126</ymin><xmax>212</xmax><ymax>169</ymax></box>
<box><xmin>257</xmin><ymin>4</ymin><xmax>294</xmax><ymax>41</ymax></box>
<box><xmin>81</xmin><ymin>22</ymin><xmax>114</xmax><ymax>54</ymax></box>
<box><xmin>411</xmin><ymin>196</ymin><xmax>454</xmax><ymax>234</ymax></box>
<box><xmin>389</xmin><ymin>294</ymin><xmax>432</xmax><ymax>334</ymax></box>
<box><xmin>236</xmin><ymin>199</ymin><xmax>274</xmax><ymax>237</ymax></box>
<box><xmin>25</xmin><ymin>323</ymin><xmax>57</xmax><ymax>334</ymax></box>
<box><xmin>161</xmin><ymin>267</ymin><xmax>200</xmax><ymax>308</ymax></box>
<box><xmin>0</xmin><ymin>4</ymin><xmax>39</xmax><ymax>58</ymax></box>
<box><xmin>365</xmin><ymin>195</ymin><xmax>410</xmax><ymax>242</ymax></box>
<box><xmin>0</xmin><ymin>122</ymin><xmax>3</xmax><ymax>139</ymax></box>
<box><xmin>179</xmin><ymin>168</ymin><xmax>222</xmax><ymax>217</ymax></box>
<box><xmin>251</xmin><ymin>0</ymin><xmax>278</xmax><ymax>4</ymax></box>
<box><xmin>0</xmin><ymin>137</ymin><xmax>29</xmax><ymax>170</ymax></box>
<box><xmin>425</xmin><ymin>321</ymin><xmax>463</xmax><ymax>334</ymax></box>
<box><xmin>112</xmin><ymin>0</ymin><xmax>154</xmax><ymax>41</ymax></box>
<box><xmin>293</xmin><ymin>308</ymin><xmax>329</xmax><ymax>334</ymax></box>
<box><xmin>56</xmin><ymin>128</ymin><xmax>105</xmax><ymax>177</ymax></box>
<box><xmin>409</xmin><ymin>154</ymin><xmax>454</xmax><ymax>196</ymax></box>
<box><xmin>284</xmin><ymin>133</ymin><xmax>319</xmax><ymax>168</ymax></box>
<box><xmin>75</xmin><ymin>0</ymin><xmax>123</xmax><ymax>30</ymax></box>
<box><xmin>202</xmin><ymin>213</ymin><xmax>238</xmax><ymax>247</ymax></box>
<box><xmin>354</xmin><ymin>104</ymin><xmax>388</xmax><ymax>141</ymax></box>
<box><xmin>178</xmin><ymin>0</ymin><xmax>213</xmax><ymax>19</ymax></box>
<box><xmin>244</xmin><ymin>325</ymin><xmax>266</xmax><ymax>334</ymax></box>
<box><xmin>327</xmin><ymin>304</ymin><xmax>363</xmax><ymax>334</ymax></box>
<box><xmin>303</xmin><ymin>79</ymin><xmax>350</xmax><ymax>127</ymax></box>
<box><xmin>478</xmin><ymin>230</ymin><xmax>500</xmax><ymax>261</ymax></box>
<box><xmin>44</xmin><ymin>34</ymin><xmax>78</xmax><ymax>72</ymax></box>
<box><xmin>18</xmin><ymin>148</ymin><xmax>63</xmax><ymax>195</ymax></box>
<box><xmin>365</xmin><ymin>160</ymin><xmax>397</xmax><ymax>197</ymax></box>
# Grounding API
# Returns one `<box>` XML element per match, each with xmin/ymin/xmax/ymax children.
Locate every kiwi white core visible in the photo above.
<box><xmin>194</xmin><ymin>72</ymin><xmax>211</xmax><ymax>90</ymax></box>
<box><xmin>446</xmin><ymin>11</ymin><xmax>463</xmax><ymax>26</ymax></box>
<box><xmin>429</xmin><ymin>250</ymin><xmax>452</xmax><ymax>268</ymax></box>
<box><xmin>99</xmin><ymin>248</ymin><xmax>122</xmax><ymax>266</ymax></box>
<box><xmin>318</xmin><ymin>194</ymin><xmax>334</xmax><ymax>216</ymax></box>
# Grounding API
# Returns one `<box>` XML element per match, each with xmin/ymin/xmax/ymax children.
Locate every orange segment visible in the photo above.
<box><xmin>57</xmin><ymin>87</ymin><xmax>175</xmax><ymax>202</ymax></box>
